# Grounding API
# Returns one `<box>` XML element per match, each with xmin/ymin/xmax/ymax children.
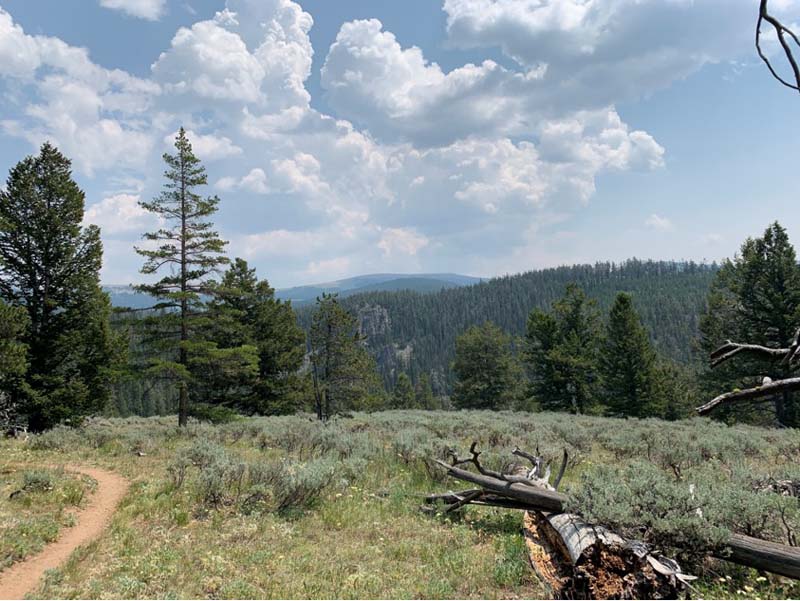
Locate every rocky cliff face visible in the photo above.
<box><xmin>356</xmin><ymin>303</ymin><xmax>391</xmax><ymax>338</ymax></box>
<box><xmin>356</xmin><ymin>304</ymin><xmax>414</xmax><ymax>382</ymax></box>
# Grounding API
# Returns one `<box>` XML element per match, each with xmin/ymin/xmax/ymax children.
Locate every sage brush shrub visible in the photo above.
<box><xmin>566</xmin><ymin>462</ymin><xmax>731</xmax><ymax>560</ymax></box>
<box><xmin>272</xmin><ymin>456</ymin><xmax>337</xmax><ymax>511</ymax></box>
<box><xmin>23</xmin><ymin>470</ymin><xmax>54</xmax><ymax>492</ymax></box>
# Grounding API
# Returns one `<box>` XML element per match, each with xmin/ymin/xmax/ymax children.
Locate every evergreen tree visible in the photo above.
<box><xmin>699</xmin><ymin>222</ymin><xmax>800</xmax><ymax>426</ymax></box>
<box><xmin>201</xmin><ymin>258</ymin><xmax>307</xmax><ymax>414</ymax></box>
<box><xmin>452</xmin><ymin>321</ymin><xmax>521</xmax><ymax>410</ymax></box>
<box><xmin>415</xmin><ymin>373</ymin><xmax>437</xmax><ymax>409</ymax></box>
<box><xmin>0</xmin><ymin>143</ymin><xmax>121</xmax><ymax>430</ymax></box>
<box><xmin>600</xmin><ymin>293</ymin><xmax>664</xmax><ymax>417</ymax></box>
<box><xmin>655</xmin><ymin>360</ymin><xmax>698</xmax><ymax>421</ymax></box>
<box><xmin>391</xmin><ymin>372</ymin><xmax>416</xmax><ymax>409</ymax></box>
<box><xmin>0</xmin><ymin>300</ymin><xmax>29</xmax><ymax>428</ymax></box>
<box><xmin>309</xmin><ymin>294</ymin><xmax>384</xmax><ymax>420</ymax></box>
<box><xmin>136</xmin><ymin>128</ymin><xmax>229</xmax><ymax>426</ymax></box>
<box><xmin>525</xmin><ymin>284</ymin><xmax>601</xmax><ymax>414</ymax></box>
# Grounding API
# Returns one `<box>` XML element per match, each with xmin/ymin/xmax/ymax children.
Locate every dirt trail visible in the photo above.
<box><xmin>0</xmin><ymin>465</ymin><xmax>130</xmax><ymax>600</ymax></box>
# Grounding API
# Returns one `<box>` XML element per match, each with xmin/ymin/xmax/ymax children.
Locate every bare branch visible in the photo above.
<box><xmin>696</xmin><ymin>376</ymin><xmax>800</xmax><ymax>415</ymax></box>
<box><xmin>757</xmin><ymin>0</ymin><xmax>800</xmax><ymax>92</ymax></box>
<box><xmin>710</xmin><ymin>339</ymin><xmax>788</xmax><ymax>368</ymax></box>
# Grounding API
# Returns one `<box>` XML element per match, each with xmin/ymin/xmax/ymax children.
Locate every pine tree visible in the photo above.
<box><xmin>415</xmin><ymin>373</ymin><xmax>437</xmax><ymax>409</ymax></box>
<box><xmin>136</xmin><ymin>128</ymin><xmax>229</xmax><ymax>427</ymax></box>
<box><xmin>699</xmin><ymin>222</ymin><xmax>800</xmax><ymax>426</ymax></box>
<box><xmin>525</xmin><ymin>284</ymin><xmax>601</xmax><ymax>414</ymax></box>
<box><xmin>0</xmin><ymin>143</ymin><xmax>122</xmax><ymax>430</ymax></box>
<box><xmin>0</xmin><ymin>300</ymin><xmax>28</xmax><ymax>428</ymax></box>
<box><xmin>391</xmin><ymin>372</ymin><xmax>416</xmax><ymax>409</ymax></box>
<box><xmin>452</xmin><ymin>321</ymin><xmax>521</xmax><ymax>410</ymax></box>
<box><xmin>309</xmin><ymin>294</ymin><xmax>384</xmax><ymax>420</ymax></box>
<box><xmin>600</xmin><ymin>293</ymin><xmax>664</xmax><ymax>417</ymax></box>
<box><xmin>201</xmin><ymin>258</ymin><xmax>307</xmax><ymax>415</ymax></box>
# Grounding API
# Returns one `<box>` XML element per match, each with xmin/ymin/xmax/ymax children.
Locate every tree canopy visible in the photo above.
<box><xmin>0</xmin><ymin>143</ymin><xmax>121</xmax><ymax>430</ymax></box>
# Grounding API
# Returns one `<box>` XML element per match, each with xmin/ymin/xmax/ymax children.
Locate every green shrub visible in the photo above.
<box><xmin>188</xmin><ymin>403</ymin><xmax>243</xmax><ymax>424</ymax></box>
<box><xmin>272</xmin><ymin>457</ymin><xmax>336</xmax><ymax>511</ymax></box>
<box><xmin>23</xmin><ymin>470</ymin><xmax>54</xmax><ymax>492</ymax></box>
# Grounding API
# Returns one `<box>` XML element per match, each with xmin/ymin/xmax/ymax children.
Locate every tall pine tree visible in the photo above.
<box><xmin>309</xmin><ymin>294</ymin><xmax>384</xmax><ymax>420</ymax></box>
<box><xmin>200</xmin><ymin>258</ymin><xmax>307</xmax><ymax>415</ymax></box>
<box><xmin>525</xmin><ymin>284</ymin><xmax>601</xmax><ymax>414</ymax></box>
<box><xmin>600</xmin><ymin>293</ymin><xmax>664</xmax><ymax>418</ymax></box>
<box><xmin>0</xmin><ymin>300</ymin><xmax>28</xmax><ymax>428</ymax></box>
<box><xmin>452</xmin><ymin>321</ymin><xmax>521</xmax><ymax>410</ymax></box>
<box><xmin>136</xmin><ymin>128</ymin><xmax>229</xmax><ymax>426</ymax></box>
<box><xmin>0</xmin><ymin>143</ymin><xmax>121</xmax><ymax>430</ymax></box>
<box><xmin>699</xmin><ymin>222</ymin><xmax>800</xmax><ymax>426</ymax></box>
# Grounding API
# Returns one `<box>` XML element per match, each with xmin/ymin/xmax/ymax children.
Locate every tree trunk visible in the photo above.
<box><xmin>178</xmin><ymin>146</ymin><xmax>189</xmax><ymax>428</ymax></box>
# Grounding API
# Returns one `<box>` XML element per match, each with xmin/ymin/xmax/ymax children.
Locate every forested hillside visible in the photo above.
<box><xmin>297</xmin><ymin>260</ymin><xmax>718</xmax><ymax>393</ymax></box>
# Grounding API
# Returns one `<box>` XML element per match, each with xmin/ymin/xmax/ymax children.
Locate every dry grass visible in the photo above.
<box><xmin>1</xmin><ymin>411</ymin><xmax>799</xmax><ymax>599</ymax></box>
<box><xmin>0</xmin><ymin>463</ymin><xmax>96</xmax><ymax>571</ymax></box>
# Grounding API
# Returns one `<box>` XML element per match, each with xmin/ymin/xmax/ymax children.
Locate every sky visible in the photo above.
<box><xmin>1</xmin><ymin>0</ymin><xmax>800</xmax><ymax>288</ymax></box>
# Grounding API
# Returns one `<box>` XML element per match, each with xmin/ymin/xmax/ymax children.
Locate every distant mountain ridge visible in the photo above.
<box><xmin>274</xmin><ymin>273</ymin><xmax>483</xmax><ymax>304</ymax></box>
<box><xmin>294</xmin><ymin>260</ymin><xmax>719</xmax><ymax>395</ymax></box>
<box><xmin>103</xmin><ymin>273</ymin><xmax>483</xmax><ymax>308</ymax></box>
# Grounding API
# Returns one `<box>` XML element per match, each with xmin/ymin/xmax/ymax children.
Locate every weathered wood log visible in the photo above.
<box><xmin>432</xmin><ymin>451</ymin><xmax>687</xmax><ymax>598</ymax></box>
<box><xmin>434</xmin><ymin>456</ymin><xmax>800</xmax><ymax>580</ymax></box>
<box><xmin>433</xmin><ymin>459</ymin><xmax>566</xmax><ymax>511</ymax></box>
<box><xmin>524</xmin><ymin>511</ymin><xmax>686</xmax><ymax>599</ymax></box>
<box><xmin>725</xmin><ymin>533</ymin><xmax>800</xmax><ymax>579</ymax></box>
<box><xmin>425</xmin><ymin>490</ymin><xmax>555</xmax><ymax>511</ymax></box>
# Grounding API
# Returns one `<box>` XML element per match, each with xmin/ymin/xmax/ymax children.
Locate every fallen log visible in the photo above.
<box><xmin>432</xmin><ymin>446</ymin><xmax>800</xmax><ymax>581</ymax></box>
<box><xmin>430</xmin><ymin>448</ymin><xmax>688</xmax><ymax>599</ymax></box>
<box><xmin>524</xmin><ymin>511</ymin><xmax>688</xmax><ymax>599</ymax></box>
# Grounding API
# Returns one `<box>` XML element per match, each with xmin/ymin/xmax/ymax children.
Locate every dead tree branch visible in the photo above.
<box><xmin>698</xmin><ymin>325</ymin><xmax>800</xmax><ymax>416</ymax></box>
<box><xmin>697</xmin><ymin>377</ymin><xmax>800</xmax><ymax>415</ymax></box>
<box><xmin>757</xmin><ymin>0</ymin><xmax>800</xmax><ymax>92</ymax></box>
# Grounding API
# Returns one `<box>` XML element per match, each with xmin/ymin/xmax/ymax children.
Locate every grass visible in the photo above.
<box><xmin>1</xmin><ymin>410</ymin><xmax>799</xmax><ymax>599</ymax></box>
<box><xmin>0</xmin><ymin>465</ymin><xmax>96</xmax><ymax>571</ymax></box>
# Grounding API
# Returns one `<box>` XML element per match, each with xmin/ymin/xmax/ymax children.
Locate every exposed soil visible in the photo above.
<box><xmin>0</xmin><ymin>465</ymin><xmax>130</xmax><ymax>600</ymax></box>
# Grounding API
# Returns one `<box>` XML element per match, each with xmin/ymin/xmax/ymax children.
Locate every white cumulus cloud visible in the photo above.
<box><xmin>99</xmin><ymin>0</ymin><xmax>166</xmax><ymax>20</ymax></box>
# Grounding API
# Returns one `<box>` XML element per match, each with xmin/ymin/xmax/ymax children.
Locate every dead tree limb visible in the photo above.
<box><xmin>710</xmin><ymin>340</ymin><xmax>789</xmax><ymax>367</ymax></box>
<box><xmin>696</xmin><ymin>376</ymin><xmax>800</xmax><ymax>415</ymax></box>
<box><xmin>449</xmin><ymin>442</ymin><xmax>541</xmax><ymax>487</ymax></box>
<box><xmin>698</xmin><ymin>325</ymin><xmax>800</xmax><ymax>416</ymax></box>
<box><xmin>433</xmin><ymin>459</ymin><xmax>566</xmax><ymax>511</ymax></box>
<box><xmin>757</xmin><ymin>0</ymin><xmax>800</xmax><ymax>93</ymax></box>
